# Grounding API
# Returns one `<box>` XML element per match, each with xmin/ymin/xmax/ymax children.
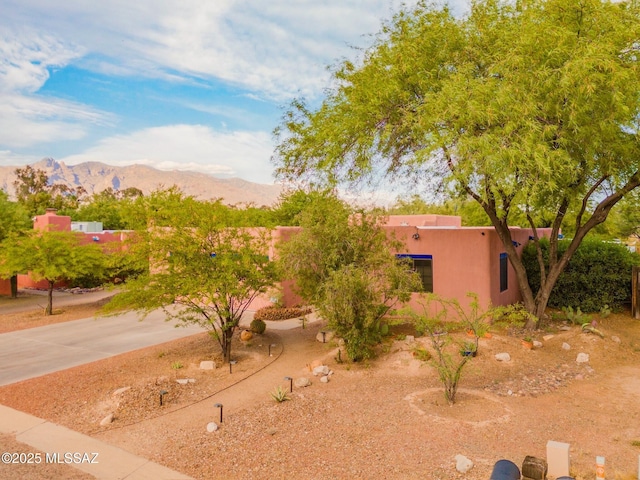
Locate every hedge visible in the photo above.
<box><xmin>522</xmin><ymin>238</ymin><xmax>640</xmax><ymax>312</ymax></box>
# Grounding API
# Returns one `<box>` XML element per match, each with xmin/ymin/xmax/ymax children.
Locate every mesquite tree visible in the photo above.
<box><xmin>273</xmin><ymin>0</ymin><xmax>640</xmax><ymax>327</ymax></box>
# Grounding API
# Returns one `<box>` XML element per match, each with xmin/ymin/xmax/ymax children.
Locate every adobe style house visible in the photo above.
<box><xmin>273</xmin><ymin>214</ymin><xmax>552</xmax><ymax>312</ymax></box>
<box><xmin>0</xmin><ymin>209</ymin><xmax>127</xmax><ymax>294</ymax></box>
<box><xmin>1</xmin><ymin>211</ymin><xmax>551</xmax><ymax>314</ymax></box>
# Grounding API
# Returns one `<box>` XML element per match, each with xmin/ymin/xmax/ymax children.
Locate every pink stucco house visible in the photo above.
<box><xmin>274</xmin><ymin>214</ymin><xmax>551</xmax><ymax>312</ymax></box>
<box><xmin>1</xmin><ymin>210</ymin><xmax>551</xmax><ymax>315</ymax></box>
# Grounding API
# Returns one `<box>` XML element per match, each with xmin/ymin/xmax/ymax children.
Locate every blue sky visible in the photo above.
<box><xmin>0</xmin><ymin>0</ymin><xmax>465</xmax><ymax>186</ymax></box>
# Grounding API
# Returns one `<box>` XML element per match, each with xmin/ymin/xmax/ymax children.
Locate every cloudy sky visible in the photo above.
<box><xmin>0</xmin><ymin>0</ymin><xmax>465</xmax><ymax>185</ymax></box>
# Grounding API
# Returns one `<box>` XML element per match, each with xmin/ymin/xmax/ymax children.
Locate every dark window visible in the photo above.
<box><xmin>500</xmin><ymin>252</ymin><xmax>508</xmax><ymax>292</ymax></box>
<box><xmin>397</xmin><ymin>254</ymin><xmax>433</xmax><ymax>292</ymax></box>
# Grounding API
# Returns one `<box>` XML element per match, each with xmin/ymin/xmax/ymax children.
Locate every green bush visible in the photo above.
<box><xmin>250</xmin><ymin>319</ymin><xmax>266</xmax><ymax>334</ymax></box>
<box><xmin>522</xmin><ymin>238</ymin><xmax>640</xmax><ymax>312</ymax></box>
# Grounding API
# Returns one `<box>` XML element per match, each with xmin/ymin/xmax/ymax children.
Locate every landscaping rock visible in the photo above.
<box><xmin>240</xmin><ymin>330</ymin><xmax>253</xmax><ymax>341</ymax></box>
<box><xmin>405</xmin><ymin>335</ymin><xmax>415</xmax><ymax>344</ymax></box>
<box><xmin>495</xmin><ymin>353</ymin><xmax>511</xmax><ymax>362</ymax></box>
<box><xmin>533</xmin><ymin>341</ymin><xmax>543</xmax><ymax>348</ymax></box>
<box><xmin>199</xmin><ymin>361</ymin><xmax>216</xmax><ymax>370</ymax></box>
<box><xmin>155</xmin><ymin>376</ymin><xmax>169</xmax><ymax>385</ymax></box>
<box><xmin>312</xmin><ymin>365</ymin><xmax>330</xmax><ymax>376</ymax></box>
<box><xmin>112</xmin><ymin>386</ymin><xmax>130</xmax><ymax>397</ymax></box>
<box><xmin>543</xmin><ymin>334</ymin><xmax>555</xmax><ymax>341</ymax></box>
<box><xmin>562</xmin><ymin>342</ymin><xmax>571</xmax><ymax>350</ymax></box>
<box><xmin>176</xmin><ymin>379</ymin><xmax>189</xmax><ymax>385</ymax></box>
<box><xmin>611</xmin><ymin>335</ymin><xmax>621</xmax><ymax>343</ymax></box>
<box><xmin>100</xmin><ymin>413</ymin><xmax>114</xmax><ymax>426</ymax></box>
<box><xmin>576</xmin><ymin>353</ymin><xmax>589</xmax><ymax>363</ymax></box>
<box><xmin>206</xmin><ymin>422</ymin><xmax>219</xmax><ymax>432</ymax></box>
<box><xmin>309</xmin><ymin>359</ymin><xmax>323</xmax><ymax>370</ymax></box>
<box><xmin>455</xmin><ymin>454</ymin><xmax>473</xmax><ymax>473</ymax></box>
<box><xmin>320</xmin><ymin>375</ymin><xmax>329</xmax><ymax>383</ymax></box>
<box><xmin>295</xmin><ymin>377</ymin><xmax>312</xmax><ymax>388</ymax></box>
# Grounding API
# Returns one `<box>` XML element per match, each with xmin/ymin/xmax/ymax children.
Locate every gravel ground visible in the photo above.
<box><xmin>1</xmin><ymin>304</ymin><xmax>640</xmax><ymax>480</ymax></box>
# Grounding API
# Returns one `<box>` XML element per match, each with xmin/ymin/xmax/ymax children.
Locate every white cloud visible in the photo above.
<box><xmin>59</xmin><ymin>124</ymin><xmax>276</xmax><ymax>184</ymax></box>
<box><xmin>0</xmin><ymin>0</ymin><xmax>432</xmax><ymax>100</ymax></box>
<box><xmin>0</xmin><ymin>29</ymin><xmax>112</xmax><ymax>147</ymax></box>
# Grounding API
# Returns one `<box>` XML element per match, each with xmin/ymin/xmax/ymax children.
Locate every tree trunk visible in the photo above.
<box><xmin>46</xmin><ymin>281</ymin><xmax>54</xmax><ymax>316</ymax></box>
<box><xmin>10</xmin><ymin>275</ymin><xmax>17</xmax><ymax>299</ymax></box>
<box><xmin>223</xmin><ymin>329</ymin><xmax>233</xmax><ymax>363</ymax></box>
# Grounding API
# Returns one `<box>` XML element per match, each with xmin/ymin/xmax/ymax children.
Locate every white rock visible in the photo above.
<box><xmin>176</xmin><ymin>379</ymin><xmax>189</xmax><ymax>385</ymax></box>
<box><xmin>100</xmin><ymin>413</ymin><xmax>114</xmax><ymax>426</ymax></box>
<box><xmin>206</xmin><ymin>422</ymin><xmax>219</xmax><ymax>432</ymax></box>
<box><xmin>611</xmin><ymin>335</ymin><xmax>621</xmax><ymax>343</ymax></box>
<box><xmin>576</xmin><ymin>352</ymin><xmax>590</xmax><ymax>363</ymax></box>
<box><xmin>562</xmin><ymin>342</ymin><xmax>571</xmax><ymax>350</ymax></box>
<box><xmin>405</xmin><ymin>335</ymin><xmax>415</xmax><ymax>344</ymax></box>
<box><xmin>533</xmin><ymin>341</ymin><xmax>543</xmax><ymax>348</ymax></box>
<box><xmin>295</xmin><ymin>377</ymin><xmax>312</xmax><ymax>388</ymax></box>
<box><xmin>200</xmin><ymin>361</ymin><xmax>215</xmax><ymax>370</ymax></box>
<box><xmin>320</xmin><ymin>375</ymin><xmax>329</xmax><ymax>383</ymax></box>
<box><xmin>188</xmin><ymin>378</ymin><xmax>196</xmax><ymax>383</ymax></box>
<box><xmin>543</xmin><ymin>334</ymin><xmax>555</xmax><ymax>341</ymax></box>
<box><xmin>495</xmin><ymin>353</ymin><xmax>511</xmax><ymax>362</ymax></box>
<box><xmin>112</xmin><ymin>387</ymin><xmax>130</xmax><ymax>397</ymax></box>
<box><xmin>313</xmin><ymin>365</ymin><xmax>330</xmax><ymax>376</ymax></box>
<box><xmin>455</xmin><ymin>454</ymin><xmax>474</xmax><ymax>473</ymax></box>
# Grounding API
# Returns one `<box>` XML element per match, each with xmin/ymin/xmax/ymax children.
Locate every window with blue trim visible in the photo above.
<box><xmin>499</xmin><ymin>253</ymin><xmax>508</xmax><ymax>292</ymax></box>
<box><xmin>397</xmin><ymin>254</ymin><xmax>433</xmax><ymax>292</ymax></box>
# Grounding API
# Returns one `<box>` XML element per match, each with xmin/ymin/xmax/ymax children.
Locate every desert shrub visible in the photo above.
<box><xmin>254</xmin><ymin>306</ymin><xmax>312</xmax><ymax>321</ymax></box>
<box><xmin>250</xmin><ymin>318</ymin><xmax>266</xmax><ymax>334</ymax></box>
<box><xmin>523</xmin><ymin>238</ymin><xmax>640</xmax><ymax>312</ymax></box>
<box><xmin>491</xmin><ymin>303</ymin><xmax>535</xmax><ymax>329</ymax></box>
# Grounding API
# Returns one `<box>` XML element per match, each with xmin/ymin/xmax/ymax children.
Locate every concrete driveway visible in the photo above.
<box><xmin>0</xmin><ymin>309</ymin><xmax>205</xmax><ymax>386</ymax></box>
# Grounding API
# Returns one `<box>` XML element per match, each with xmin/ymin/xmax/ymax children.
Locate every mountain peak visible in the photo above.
<box><xmin>0</xmin><ymin>160</ymin><xmax>282</xmax><ymax>206</ymax></box>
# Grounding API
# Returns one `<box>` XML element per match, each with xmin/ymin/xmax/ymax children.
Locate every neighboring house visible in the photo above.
<box><xmin>273</xmin><ymin>214</ymin><xmax>552</xmax><ymax>312</ymax></box>
<box><xmin>0</xmin><ymin>209</ymin><xmax>128</xmax><ymax>293</ymax></box>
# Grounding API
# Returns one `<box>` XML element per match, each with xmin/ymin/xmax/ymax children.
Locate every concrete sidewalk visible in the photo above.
<box><xmin>0</xmin><ymin>404</ymin><xmax>193</xmax><ymax>479</ymax></box>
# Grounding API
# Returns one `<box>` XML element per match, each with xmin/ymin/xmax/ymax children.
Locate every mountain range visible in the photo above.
<box><xmin>0</xmin><ymin>159</ymin><xmax>283</xmax><ymax>206</ymax></box>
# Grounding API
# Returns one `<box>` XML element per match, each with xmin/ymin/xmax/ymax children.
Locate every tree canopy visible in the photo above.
<box><xmin>274</xmin><ymin>0</ymin><xmax>640</xmax><ymax>326</ymax></box>
<box><xmin>13</xmin><ymin>166</ymin><xmax>86</xmax><ymax>216</ymax></box>
<box><xmin>0</xmin><ymin>230</ymin><xmax>106</xmax><ymax>314</ymax></box>
<box><xmin>102</xmin><ymin>192</ymin><xmax>279</xmax><ymax>362</ymax></box>
<box><xmin>277</xmin><ymin>192</ymin><xmax>422</xmax><ymax>360</ymax></box>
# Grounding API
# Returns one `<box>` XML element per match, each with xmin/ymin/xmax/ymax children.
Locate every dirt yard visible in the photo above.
<box><xmin>1</xmin><ymin>291</ymin><xmax>640</xmax><ymax>480</ymax></box>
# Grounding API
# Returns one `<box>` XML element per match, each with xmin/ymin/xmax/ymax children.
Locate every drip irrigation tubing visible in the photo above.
<box><xmin>89</xmin><ymin>332</ymin><xmax>285</xmax><ymax>434</ymax></box>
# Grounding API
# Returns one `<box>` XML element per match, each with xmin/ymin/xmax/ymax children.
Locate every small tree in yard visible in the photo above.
<box><xmin>414</xmin><ymin>293</ymin><xmax>491</xmax><ymax>405</ymax></box>
<box><xmin>103</xmin><ymin>194</ymin><xmax>279</xmax><ymax>363</ymax></box>
<box><xmin>277</xmin><ymin>191</ymin><xmax>422</xmax><ymax>361</ymax></box>
<box><xmin>0</xmin><ymin>230</ymin><xmax>106</xmax><ymax>315</ymax></box>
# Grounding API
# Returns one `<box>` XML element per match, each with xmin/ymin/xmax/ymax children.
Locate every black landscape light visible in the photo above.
<box><xmin>284</xmin><ymin>376</ymin><xmax>293</xmax><ymax>393</ymax></box>
<box><xmin>229</xmin><ymin>360</ymin><xmax>237</xmax><ymax>374</ymax></box>
<box><xmin>269</xmin><ymin>343</ymin><xmax>276</xmax><ymax>356</ymax></box>
<box><xmin>214</xmin><ymin>403</ymin><xmax>223</xmax><ymax>423</ymax></box>
<box><xmin>320</xmin><ymin>331</ymin><xmax>327</xmax><ymax>343</ymax></box>
<box><xmin>159</xmin><ymin>390</ymin><xmax>168</xmax><ymax>406</ymax></box>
